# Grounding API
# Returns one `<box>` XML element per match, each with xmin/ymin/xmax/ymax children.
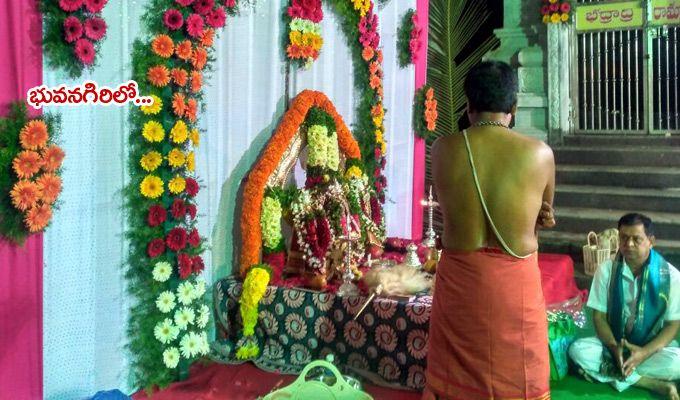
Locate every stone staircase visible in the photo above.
<box><xmin>538</xmin><ymin>135</ymin><xmax>680</xmax><ymax>288</ymax></box>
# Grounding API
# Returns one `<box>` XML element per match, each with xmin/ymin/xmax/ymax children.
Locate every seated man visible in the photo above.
<box><xmin>569</xmin><ymin>213</ymin><xmax>680</xmax><ymax>399</ymax></box>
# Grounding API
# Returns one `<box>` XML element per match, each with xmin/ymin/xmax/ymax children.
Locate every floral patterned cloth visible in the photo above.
<box><xmin>212</xmin><ymin>277</ymin><xmax>431</xmax><ymax>390</ymax></box>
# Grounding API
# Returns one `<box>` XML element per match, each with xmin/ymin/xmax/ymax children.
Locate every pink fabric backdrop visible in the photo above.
<box><xmin>411</xmin><ymin>0</ymin><xmax>429</xmax><ymax>240</ymax></box>
<box><xmin>0</xmin><ymin>1</ymin><xmax>44</xmax><ymax>399</ymax></box>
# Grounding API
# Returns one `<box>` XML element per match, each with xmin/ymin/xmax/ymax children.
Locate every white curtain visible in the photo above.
<box><xmin>42</xmin><ymin>0</ymin><xmax>415</xmax><ymax>397</ymax></box>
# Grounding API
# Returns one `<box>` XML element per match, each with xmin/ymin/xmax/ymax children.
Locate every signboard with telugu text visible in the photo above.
<box><xmin>575</xmin><ymin>1</ymin><xmax>644</xmax><ymax>31</ymax></box>
<box><xmin>650</xmin><ymin>0</ymin><xmax>680</xmax><ymax>25</ymax></box>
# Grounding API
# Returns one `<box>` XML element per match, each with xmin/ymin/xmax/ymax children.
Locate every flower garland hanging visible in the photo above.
<box><xmin>413</xmin><ymin>85</ymin><xmax>438</xmax><ymax>138</ymax></box>
<box><xmin>239</xmin><ymin>90</ymin><xmax>362</xmax><ymax>277</ymax></box>
<box><xmin>124</xmin><ymin>0</ymin><xmax>240</xmax><ymax>390</ymax></box>
<box><xmin>41</xmin><ymin>0</ymin><xmax>109</xmax><ymax>78</ymax></box>
<box><xmin>541</xmin><ymin>0</ymin><xmax>571</xmax><ymax>24</ymax></box>
<box><xmin>235</xmin><ymin>264</ymin><xmax>271</xmax><ymax>359</ymax></box>
<box><xmin>0</xmin><ymin>103</ymin><xmax>64</xmax><ymax>244</ymax></box>
<box><xmin>285</xmin><ymin>0</ymin><xmax>324</xmax><ymax>68</ymax></box>
<box><xmin>396</xmin><ymin>9</ymin><xmax>420</xmax><ymax>68</ymax></box>
<box><xmin>286</xmin><ymin>0</ymin><xmax>388</xmax><ymax>204</ymax></box>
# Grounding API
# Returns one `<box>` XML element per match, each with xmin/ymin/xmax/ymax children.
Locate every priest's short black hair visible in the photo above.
<box><xmin>464</xmin><ymin>61</ymin><xmax>518</xmax><ymax>114</ymax></box>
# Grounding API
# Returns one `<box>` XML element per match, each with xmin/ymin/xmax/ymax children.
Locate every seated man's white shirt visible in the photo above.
<box><xmin>587</xmin><ymin>257</ymin><xmax>680</xmax><ymax>324</ymax></box>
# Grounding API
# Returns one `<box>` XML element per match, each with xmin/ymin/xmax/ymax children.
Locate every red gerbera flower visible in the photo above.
<box><xmin>166</xmin><ymin>227</ymin><xmax>188</xmax><ymax>251</ymax></box>
<box><xmin>147</xmin><ymin>204</ymin><xmax>167</xmax><ymax>227</ymax></box>
<box><xmin>187</xmin><ymin>204</ymin><xmax>197</xmax><ymax>220</ymax></box>
<box><xmin>188</xmin><ymin>228</ymin><xmax>200</xmax><ymax>247</ymax></box>
<box><xmin>177</xmin><ymin>253</ymin><xmax>193</xmax><ymax>279</ymax></box>
<box><xmin>193</xmin><ymin>0</ymin><xmax>214</xmax><ymax>15</ymax></box>
<box><xmin>147</xmin><ymin>238</ymin><xmax>166</xmax><ymax>258</ymax></box>
<box><xmin>192</xmin><ymin>255</ymin><xmax>204</xmax><ymax>274</ymax></box>
<box><xmin>225</xmin><ymin>0</ymin><xmax>236</xmax><ymax>8</ymax></box>
<box><xmin>185</xmin><ymin>177</ymin><xmax>199</xmax><ymax>197</ymax></box>
<box><xmin>206</xmin><ymin>6</ymin><xmax>226</xmax><ymax>28</ymax></box>
<box><xmin>171</xmin><ymin>198</ymin><xmax>187</xmax><ymax>220</ymax></box>
<box><xmin>560</xmin><ymin>2</ymin><xmax>571</xmax><ymax>13</ymax></box>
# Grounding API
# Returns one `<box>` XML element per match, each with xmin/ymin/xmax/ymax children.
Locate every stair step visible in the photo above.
<box><xmin>563</xmin><ymin>135</ymin><xmax>680</xmax><ymax>147</ymax></box>
<box><xmin>554</xmin><ymin>146</ymin><xmax>680</xmax><ymax>167</ymax></box>
<box><xmin>556</xmin><ymin>165</ymin><xmax>680</xmax><ymax>188</ymax></box>
<box><xmin>538</xmin><ymin>230</ymin><xmax>680</xmax><ymax>266</ymax></box>
<box><xmin>553</xmin><ymin>207</ymin><xmax>680</xmax><ymax>239</ymax></box>
<box><xmin>555</xmin><ymin>185</ymin><xmax>680</xmax><ymax>213</ymax></box>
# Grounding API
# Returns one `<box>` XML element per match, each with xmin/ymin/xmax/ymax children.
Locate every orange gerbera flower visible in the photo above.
<box><xmin>362</xmin><ymin>46</ymin><xmax>374</xmax><ymax>61</ymax></box>
<box><xmin>369</xmin><ymin>61</ymin><xmax>380</xmax><ymax>75</ymax></box>
<box><xmin>41</xmin><ymin>145</ymin><xmax>65</xmax><ymax>173</ymax></box>
<box><xmin>10</xmin><ymin>180</ymin><xmax>41</xmax><ymax>211</ymax></box>
<box><xmin>175</xmin><ymin>40</ymin><xmax>193</xmax><ymax>60</ymax></box>
<box><xmin>200</xmin><ymin>28</ymin><xmax>215</xmax><ymax>47</ymax></box>
<box><xmin>36</xmin><ymin>173</ymin><xmax>62</xmax><ymax>204</ymax></box>
<box><xmin>376</xmin><ymin>49</ymin><xmax>383</xmax><ymax>63</ymax></box>
<box><xmin>147</xmin><ymin>65</ymin><xmax>171</xmax><ymax>87</ymax></box>
<box><xmin>19</xmin><ymin>120</ymin><xmax>49</xmax><ymax>150</ymax></box>
<box><xmin>170</xmin><ymin>68</ymin><xmax>188</xmax><ymax>87</ymax></box>
<box><xmin>371</xmin><ymin>103</ymin><xmax>383</xmax><ymax>117</ymax></box>
<box><xmin>12</xmin><ymin>150</ymin><xmax>42</xmax><ymax>179</ymax></box>
<box><xmin>190</xmin><ymin>71</ymin><xmax>202</xmax><ymax>93</ymax></box>
<box><xmin>191</xmin><ymin>47</ymin><xmax>208</xmax><ymax>70</ymax></box>
<box><xmin>286</xmin><ymin>44</ymin><xmax>303</xmax><ymax>59</ymax></box>
<box><xmin>151</xmin><ymin>34</ymin><xmax>174</xmax><ymax>58</ymax></box>
<box><xmin>370</xmin><ymin>74</ymin><xmax>381</xmax><ymax>90</ymax></box>
<box><xmin>185</xmin><ymin>98</ymin><xmax>197</xmax><ymax>123</ymax></box>
<box><xmin>25</xmin><ymin>203</ymin><xmax>52</xmax><ymax>233</ymax></box>
<box><xmin>172</xmin><ymin>92</ymin><xmax>186</xmax><ymax>117</ymax></box>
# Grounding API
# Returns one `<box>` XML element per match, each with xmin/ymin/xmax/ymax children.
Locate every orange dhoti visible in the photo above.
<box><xmin>424</xmin><ymin>249</ymin><xmax>550</xmax><ymax>400</ymax></box>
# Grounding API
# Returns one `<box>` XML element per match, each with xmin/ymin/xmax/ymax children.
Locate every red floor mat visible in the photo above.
<box><xmin>132</xmin><ymin>362</ymin><xmax>421</xmax><ymax>400</ymax></box>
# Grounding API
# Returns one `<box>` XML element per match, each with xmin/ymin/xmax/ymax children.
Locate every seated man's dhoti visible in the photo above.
<box><xmin>570</xmin><ymin>337</ymin><xmax>680</xmax><ymax>391</ymax></box>
<box><xmin>425</xmin><ymin>249</ymin><xmax>550</xmax><ymax>400</ymax></box>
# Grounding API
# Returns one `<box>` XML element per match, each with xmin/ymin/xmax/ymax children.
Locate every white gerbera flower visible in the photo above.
<box><xmin>174</xmin><ymin>307</ymin><xmax>195</xmax><ymax>330</ymax></box>
<box><xmin>194</xmin><ymin>278</ymin><xmax>207</xmax><ymax>299</ymax></box>
<box><xmin>179</xmin><ymin>332</ymin><xmax>201</xmax><ymax>358</ymax></box>
<box><xmin>163</xmin><ymin>347</ymin><xmax>180</xmax><ymax>369</ymax></box>
<box><xmin>152</xmin><ymin>261</ymin><xmax>172</xmax><ymax>282</ymax></box>
<box><xmin>154</xmin><ymin>318</ymin><xmax>179</xmax><ymax>344</ymax></box>
<box><xmin>156</xmin><ymin>291</ymin><xmax>176</xmax><ymax>313</ymax></box>
<box><xmin>177</xmin><ymin>281</ymin><xmax>196</xmax><ymax>305</ymax></box>
<box><xmin>197</xmin><ymin>304</ymin><xmax>210</xmax><ymax>328</ymax></box>
<box><xmin>198</xmin><ymin>331</ymin><xmax>210</xmax><ymax>355</ymax></box>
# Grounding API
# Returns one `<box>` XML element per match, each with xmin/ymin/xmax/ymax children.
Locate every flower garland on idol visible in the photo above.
<box><xmin>285</xmin><ymin>0</ymin><xmax>388</xmax><ymax>203</ymax></box>
<box><xmin>0</xmin><ymin>103</ymin><xmax>64</xmax><ymax>244</ymax></box>
<box><xmin>124</xmin><ymin>0</ymin><xmax>239</xmax><ymax>390</ymax></box>
<box><xmin>41</xmin><ymin>0</ymin><xmax>109</xmax><ymax>78</ymax></box>
<box><xmin>541</xmin><ymin>0</ymin><xmax>571</xmax><ymax>24</ymax></box>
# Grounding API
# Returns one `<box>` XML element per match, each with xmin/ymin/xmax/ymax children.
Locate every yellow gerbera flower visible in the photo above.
<box><xmin>550</xmin><ymin>13</ymin><xmax>560</xmax><ymax>24</ymax></box>
<box><xmin>186</xmin><ymin>151</ymin><xmax>195</xmax><ymax>172</ymax></box>
<box><xmin>167</xmin><ymin>148</ymin><xmax>186</xmax><ymax>168</ymax></box>
<box><xmin>141</xmin><ymin>95</ymin><xmax>163</xmax><ymax>115</ymax></box>
<box><xmin>142</xmin><ymin>120</ymin><xmax>165</xmax><ymax>142</ymax></box>
<box><xmin>168</xmin><ymin>175</ymin><xmax>186</xmax><ymax>194</ymax></box>
<box><xmin>140</xmin><ymin>151</ymin><xmax>163</xmax><ymax>172</ymax></box>
<box><xmin>170</xmin><ymin>120</ymin><xmax>189</xmax><ymax>144</ymax></box>
<box><xmin>345</xmin><ymin>165</ymin><xmax>362</xmax><ymax>180</ymax></box>
<box><xmin>381</xmin><ymin>141</ymin><xmax>387</xmax><ymax>154</ymax></box>
<box><xmin>561</xmin><ymin>13</ymin><xmax>569</xmax><ymax>22</ymax></box>
<box><xmin>140</xmin><ymin>175</ymin><xmax>164</xmax><ymax>198</ymax></box>
<box><xmin>542</xmin><ymin>15</ymin><xmax>550</xmax><ymax>24</ymax></box>
<box><xmin>190</xmin><ymin>128</ymin><xmax>200</xmax><ymax>147</ymax></box>
<box><xmin>375</xmin><ymin>129</ymin><xmax>383</xmax><ymax>143</ymax></box>
<box><xmin>289</xmin><ymin>31</ymin><xmax>302</xmax><ymax>46</ymax></box>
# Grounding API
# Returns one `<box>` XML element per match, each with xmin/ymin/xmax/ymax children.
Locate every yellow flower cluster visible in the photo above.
<box><xmin>544</xmin><ymin>13</ymin><xmax>569</xmax><ymax>24</ymax></box>
<box><xmin>239</xmin><ymin>266</ymin><xmax>271</xmax><ymax>336</ymax></box>
<box><xmin>289</xmin><ymin>31</ymin><xmax>323</xmax><ymax>51</ymax></box>
<box><xmin>345</xmin><ymin>165</ymin><xmax>363</xmax><ymax>180</ymax></box>
<box><xmin>352</xmin><ymin>0</ymin><xmax>371</xmax><ymax>17</ymax></box>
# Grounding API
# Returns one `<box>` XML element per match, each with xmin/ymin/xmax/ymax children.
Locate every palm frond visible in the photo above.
<box><xmin>427</xmin><ymin>0</ymin><xmax>500</xmax><ymax>143</ymax></box>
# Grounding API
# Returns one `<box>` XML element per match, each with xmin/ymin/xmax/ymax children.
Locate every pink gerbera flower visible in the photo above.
<box><xmin>59</xmin><ymin>0</ymin><xmax>83</xmax><ymax>12</ymax></box>
<box><xmin>186</xmin><ymin>14</ymin><xmax>204</xmax><ymax>38</ymax></box>
<box><xmin>74</xmin><ymin>38</ymin><xmax>95</xmax><ymax>65</ymax></box>
<box><xmin>63</xmin><ymin>16</ymin><xmax>83</xmax><ymax>43</ymax></box>
<box><xmin>163</xmin><ymin>9</ymin><xmax>184</xmax><ymax>31</ymax></box>
<box><xmin>84</xmin><ymin>17</ymin><xmax>107</xmax><ymax>41</ymax></box>
<box><xmin>176</xmin><ymin>0</ymin><xmax>195</xmax><ymax>6</ymax></box>
<box><xmin>84</xmin><ymin>0</ymin><xmax>108</xmax><ymax>13</ymax></box>
<box><xmin>193</xmin><ymin>0</ymin><xmax>214</xmax><ymax>15</ymax></box>
<box><xmin>206</xmin><ymin>6</ymin><xmax>226</xmax><ymax>28</ymax></box>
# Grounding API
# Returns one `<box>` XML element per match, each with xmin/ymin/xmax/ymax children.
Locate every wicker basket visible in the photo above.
<box><xmin>583</xmin><ymin>231</ymin><xmax>612</xmax><ymax>276</ymax></box>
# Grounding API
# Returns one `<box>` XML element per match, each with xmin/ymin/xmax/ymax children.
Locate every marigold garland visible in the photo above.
<box><xmin>0</xmin><ymin>103</ymin><xmax>63</xmax><ymax>244</ymax></box>
<box><xmin>413</xmin><ymin>85</ymin><xmax>438</xmax><ymax>138</ymax></box>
